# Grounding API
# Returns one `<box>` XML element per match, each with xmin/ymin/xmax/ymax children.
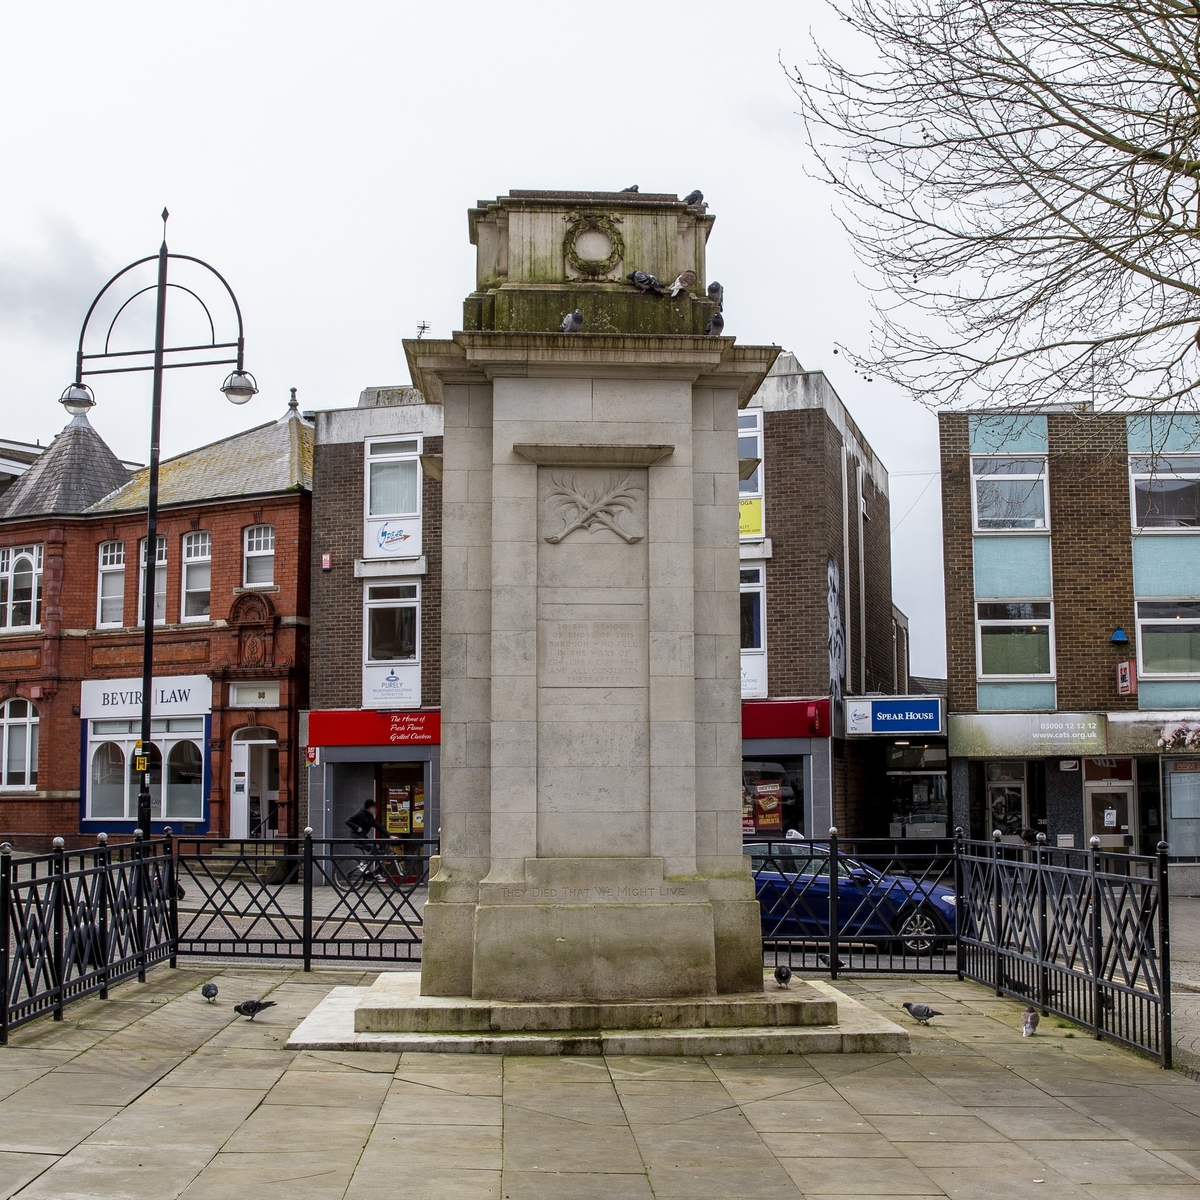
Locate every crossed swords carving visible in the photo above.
<box><xmin>544</xmin><ymin>472</ymin><xmax>644</xmax><ymax>544</ymax></box>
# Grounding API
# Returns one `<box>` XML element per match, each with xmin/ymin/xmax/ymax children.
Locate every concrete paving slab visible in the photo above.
<box><xmin>497</xmin><ymin>1170</ymin><xmax>653</xmax><ymax>1199</ymax></box>
<box><xmin>0</xmin><ymin>1153</ymin><xmax>52</xmax><ymax>1200</ymax></box>
<box><xmin>781</xmin><ymin>1156</ymin><xmax>940</xmax><ymax>1196</ymax></box>
<box><xmin>175</xmin><ymin>1149</ymin><xmax>361</xmax><ymax>1200</ymax></box>
<box><xmin>10</xmin><ymin>1144</ymin><xmax>212</xmax><ymax>1200</ymax></box>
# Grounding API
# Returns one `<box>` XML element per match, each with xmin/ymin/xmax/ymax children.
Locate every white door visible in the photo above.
<box><xmin>230</xmin><ymin>740</ymin><xmax>249</xmax><ymax>839</ymax></box>
<box><xmin>1086</xmin><ymin>786</ymin><xmax>1135</xmax><ymax>852</ymax></box>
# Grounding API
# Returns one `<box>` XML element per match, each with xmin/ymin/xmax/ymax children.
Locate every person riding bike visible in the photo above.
<box><xmin>345</xmin><ymin>799</ymin><xmax>400</xmax><ymax>880</ymax></box>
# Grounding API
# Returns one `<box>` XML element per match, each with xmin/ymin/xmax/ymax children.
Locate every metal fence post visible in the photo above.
<box><xmin>1090</xmin><ymin>835</ymin><xmax>1103</xmax><ymax>1040</ymax></box>
<box><xmin>828</xmin><ymin>827</ymin><xmax>840</xmax><ymax>982</ymax></box>
<box><xmin>134</xmin><ymin>829</ymin><xmax>147</xmax><ymax>984</ymax></box>
<box><xmin>163</xmin><ymin>827</ymin><xmax>177</xmax><ymax>969</ymax></box>
<box><xmin>953</xmin><ymin>828</ymin><xmax>965</xmax><ymax>981</ymax></box>
<box><xmin>1036</xmin><ymin>833</ymin><xmax>1048</xmax><ymax>1014</ymax></box>
<box><xmin>1</xmin><ymin>843</ymin><xmax>11</xmax><ymax>1045</ymax></box>
<box><xmin>96</xmin><ymin>833</ymin><xmax>110</xmax><ymax>1000</ymax></box>
<box><xmin>52</xmin><ymin>838</ymin><xmax>65</xmax><ymax>1021</ymax></box>
<box><xmin>302</xmin><ymin>828</ymin><xmax>314</xmax><ymax>972</ymax></box>
<box><xmin>1158</xmin><ymin>840</ymin><xmax>1173</xmax><ymax>1069</ymax></box>
<box><xmin>992</xmin><ymin>829</ymin><xmax>1003</xmax><ymax>995</ymax></box>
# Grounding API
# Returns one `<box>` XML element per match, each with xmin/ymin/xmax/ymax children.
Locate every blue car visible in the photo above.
<box><xmin>745</xmin><ymin>842</ymin><xmax>958</xmax><ymax>953</ymax></box>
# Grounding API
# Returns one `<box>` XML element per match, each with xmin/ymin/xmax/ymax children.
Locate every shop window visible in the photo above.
<box><xmin>1130</xmin><ymin>455</ymin><xmax>1200</xmax><ymax>529</ymax></box>
<box><xmin>985</xmin><ymin>760</ymin><xmax>1028</xmax><ymax>839</ymax></box>
<box><xmin>127</xmin><ymin>742</ymin><xmax>163</xmax><ymax>818</ymax></box>
<box><xmin>97</xmin><ymin>541</ymin><xmax>125</xmax><ymax>627</ymax></box>
<box><xmin>166</xmin><ymin>741</ymin><xmax>204</xmax><ymax>819</ymax></box>
<box><xmin>1164</xmin><ymin>760</ymin><xmax>1200</xmax><ymax>858</ymax></box>
<box><xmin>737</xmin><ymin>411</ymin><xmax>764</xmax><ymax>539</ymax></box>
<box><xmin>0</xmin><ymin>545</ymin><xmax>43</xmax><ymax>631</ymax></box>
<box><xmin>971</xmin><ymin>457</ymin><xmax>1048</xmax><ymax>531</ymax></box>
<box><xmin>90</xmin><ymin>742</ymin><xmax>126</xmax><ymax>817</ymax></box>
<box><xmin>742</xmin><ymin>758</ymin><xmax>803</xmax><ymax>837</ymax></box>
<box><xmin>365</xmin><ymin>583</ymin><xmax>419</xmax><ymax>662</ymax></box>
<box><xmin>138</xmin><ymin>537</ymin><xmax>167</xmax><ymax>626</ymax></box>
<box><xmin>887</xmin><ymin>743</ymin><xmax>949</xmax><ymax>838</ymax></box>
<box><xmin>243</xmin><ymin>524</ymin><xmax>275</xmax><ymax>586</ymax></box>
<box><xmin>1137</xmin><ymin>600</ymin><xmax>1200</xmax><ymax>676</ymax></box>
<box><xmin>976</xmin><ymin>601</ymin><xmax>1054</xmax><ymax>677</ymax></box>
<box><xmin>86</xmin><ymin>716</ymin><xmax>205</xmax><ymax>820</ymax></box>
<box><xmin>0</xmin><ymin>698</ymin><xmax>38</xmax><ymax>788</ymax></box>
<box><xmin>366</xmin><ymin>439</ymin><xmax>420</xmax><ymax>518</ymax></box>
<box><xmin>182</xmin><ymin>531</ymin><xmax>212</xmax><ymax>621</ymax></box>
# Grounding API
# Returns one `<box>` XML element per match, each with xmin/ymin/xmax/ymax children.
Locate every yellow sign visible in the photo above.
<box><xmin>739</xmin><ymin>497</ymin><xmax>763</xmax><ymax>539</ymax></box>
<box><xmin>134</xmin><ymin>755</ymin><xmax>149</xmax><ymax>774</ymax></box>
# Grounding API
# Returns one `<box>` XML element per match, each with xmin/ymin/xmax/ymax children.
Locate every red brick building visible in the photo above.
<box><xmin>0</xmin><ymin>397</ymin><xmax>311</xmax><ymax>843</ymax></box>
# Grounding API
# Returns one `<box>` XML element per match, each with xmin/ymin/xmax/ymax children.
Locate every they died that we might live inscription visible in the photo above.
<box><xmin>538</xmin><ymin>620</ymin><xmax>648</xmax><ymax>687</ymax></box>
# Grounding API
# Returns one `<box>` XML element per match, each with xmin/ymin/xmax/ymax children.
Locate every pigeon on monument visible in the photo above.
<box><xmin>902</xmin><ymin>1001</ymin><xmax>943</xmax><ymax>1025</ymax></box>
<box><xmin>1022</xmin><ymin>1006</ymin><xmax>1040</xmax><ymax>1036</ymax></box>
<box><xmin>666</xmin><ymin>270</ymin><xmax>696</xmax><ymax>297</ymax></box>
<box><xmin>773</xmin><ymin>963</ymin><xmax>792</xmax><ymax>989</ymax></box>
<box><xmin>707</xmin><ymin>280</ymin><xmax>724</xmax><ymax>310</ymax></box>
<box><xmin>558</xmin><ymin>309</ymin><xmax>583</xmax><ymax>333</ymax></box>
<box><xmin>233</xmin><ymin>999</ymin><xmax>277</xmax><ymax>1020</ymax></box>
<box><xmin>683</xmin><ymin>189</ymin><xmax>704</xmax><ymax>206</ymax></box>
<box><xmin>705</xmin><ymin>312</ymin><xmax>725</xmax><ymax>337</ymax></box>
<box><xmin>201</xmin><ymin>983</ymin><xmax>218</xmax><ymax>1003</ymax></box>
<box><xmin>621</xmin><ymin>184</ymin><xmax>640</xmax><ymax>192</ymax></box>
<box><xmin>626</xmin><ymin>270</ymin><xmax>665</xmax><ymax>296</ymax></box>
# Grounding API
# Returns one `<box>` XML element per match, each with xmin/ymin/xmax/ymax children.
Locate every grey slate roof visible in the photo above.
<box><xmin>910</xmin><ymin>675</ymin><xmax>948</xmax><ymax>698</ymax></box>
<box><xmin>0</xmin><ymin>415</ymin><xmax>132</xmax><ymax>519</ymax></box>
<box><xmin>87</xmin><ymin>406</ymin><xmax>313</xmax><ymax>513</ymax></box>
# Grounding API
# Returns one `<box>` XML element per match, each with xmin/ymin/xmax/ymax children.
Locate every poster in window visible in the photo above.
<box><xmin>739</xmin><ymin>497</ymin><xmax>764</xmax><ymax>539</ymax></box>
<box><xmin>754</xmin><ymin>780</ymin><xmax>783</xmax><ymax>832</ymax></box>
<box><xmin>385</xmin><ymin>786</ymin><xmax>411</xmax><ymax>834</ymax></box>
<box><xmin>412</xmin><ymin>784</ymin><xmax>425</xmax><ymax>833</ymax></box>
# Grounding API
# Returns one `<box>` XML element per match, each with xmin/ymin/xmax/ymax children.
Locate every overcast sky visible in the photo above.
<box><xmin>0</xmin><ymin>1</ymin><xmax>946</xmax><ymax>675</ymax></box>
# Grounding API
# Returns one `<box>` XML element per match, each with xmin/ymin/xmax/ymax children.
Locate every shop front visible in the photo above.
<box><xmin>305</xmin><ymin>708</ymin><xmax>441</xmax><ymax>846</ymax></box>
<box><xmin>79</xmin><ymin>673</ymin><xmax>212</xmax><ymax>835</ymax></box>
<box><xmin>741</xmin><ymin>698</ymin><xmax>831</xmax><ymax>839</ymax></box>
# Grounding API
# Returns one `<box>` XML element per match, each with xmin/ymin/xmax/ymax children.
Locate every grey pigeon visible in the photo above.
<box><xmin>902</xmin><ymin>1001</ymin><xmax>943</xmax><ymax>1025</ymax></box>
<box><xmin>683</xmin><ymin>189</ymin><xmax>704</xmax><ymax>206</ymax></box>
<box><xmin>666</xmin><ymin>270</ymin><xmax>696</xmax><ymax>297</ymax></box>
<box><xmin>626</xmin><ymin>270</ymin><xmax>664</xmax><ymax>296</ymax></box>
<box><xmin>818</xmin><ymin>953</ymin><xmax>847</xmax><ymax>970</ymax></box>
<box><xmin>233</xmin><ymin>999</ymin><xmax>277</xmax><ymax>1020</ymax></box>
<box><xmin>705</xmin><ymin>312</ymin><xmax>724</xmax><ymax>337</ymax></box>
<box><xmin>773</xmin><ymin>963</ymin><xmax>792</xmax><ymax>989</ymax></box>
<box><xmin>558</xmin><ymin>309</ymin><xmax>583</xmax><ymax>333</ymax></box>
<box><xmin>707</xmin><ymin>280</ymin><xmax>724</xmax><ymax>310</ymax></box>
<box><xmin>621</xmin><ymin>184</ymin><xmax>639</xmax><ymax>192</ymax></box>
<box><xmin>1021</xmin><ymin>1006</ymin><xmax>1039</xmax><ymax>1036</ymax></box>
<box><xmin>201</xmin><ymin>982</ymin><xmax>218</xmax><ymax>1003</ymax></box>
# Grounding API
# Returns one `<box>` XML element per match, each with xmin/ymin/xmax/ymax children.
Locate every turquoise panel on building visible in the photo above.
<box><xmin>977</xmin><ymin>682</ymin><xmax>1057</xmax><ymax>711</ymax></box>
<box><xmin>1131</xmin><ymin>536</ymin><xmax>1200</xmax><ymax>597</ymax></box>
<box><xmin>969</xmin><ymin>414</ymin><xmax>1048</xmax><ymax>454</ymax></box>
<box><xmin>1138</xmin><ymin>681</ymin><xmax>1200</xmax><ymax>710</ymax></box>
<box><xmin>1127</xmin><ymin>414</ymin><xmax>1200</xmax><ymax>455</ymax></box>
<box><xmin>973</xmin><ymin>535</ymin><xmax>1053</xmax><ymax>599</ymax></box>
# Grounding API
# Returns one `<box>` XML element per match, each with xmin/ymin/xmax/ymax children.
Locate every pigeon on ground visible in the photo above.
<box><xmin>707</xmin><ymin>280</ymin><xmax>724</xmax><ymax>310</ymax></box>
<box><xmin>774</xmin><ymin>964</ymin><xmax>793</xmax><ymax>989</ymax></box>
<box><xmin>201</xmin><ymin>983</ymin><xmax>218</xmax><ymax>1004</ymax></box>
<box><xmin>666</xmin><ymin>270</ymin><xmax>696</xmax><ymax>297</ymax></box>
<box><xmin>233</xmin><ymin>999</ymin><xmax>277</xmax><ymax>1020</ymax></box>
<box><xmin>902</xmin><ymin>1001</ymin><xmax>943</xmax><ymax>1025</ymax></box>
<box><xmin>705</xmin><ymin>312</ymin><xmax>725</xmax><ymax>337</ymax></box>
<box><xmin>626</xmin><ymin>270</ymin><xmax>664</xmax><ymax>295</ymax></box>
<box><xmin>621</xmin><ymin>184</ymin><xmax>639</xmax><ymax>192</ymax></box>
<box><xmin>558</xmin><ymin>309</ymin><xmax>583</xmax><ymax>333</ymax></box>
<box><xmin>818</xmin><ymin>953</ymin><xmax>847</xmax><ymax>970</ymax></box>
<box><xmin>1022</xmin><ymin>1006</ymin><xmax>1039</xmax><ymax>1037</ymax></box>
<box><xmin>683</xmin><ymin>189</ymin><xmax>704</xmax><ymax>206</ymax></box>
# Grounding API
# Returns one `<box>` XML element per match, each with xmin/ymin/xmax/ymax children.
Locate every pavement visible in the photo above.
<box><xmin>1172</xmin><ymin>896</ymin><xmax>1200</xmax><ymax>1073</ymax></box>
<box><xmin>3</xmin><ymin>966</ymin><xmax>1200</xmax><ymax>1198</ymax></box>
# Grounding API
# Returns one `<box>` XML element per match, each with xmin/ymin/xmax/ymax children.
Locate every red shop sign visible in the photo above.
<box><xmin>308</xmin><ymin>709</ymin><xmax>441</xmax><ymax>747</ymax></box>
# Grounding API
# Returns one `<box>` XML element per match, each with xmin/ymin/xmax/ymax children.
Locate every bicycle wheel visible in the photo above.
<box><xmin>333</xmin><ymin>856</ymin><xmax>368</xmax><ymax>889</ymax></box>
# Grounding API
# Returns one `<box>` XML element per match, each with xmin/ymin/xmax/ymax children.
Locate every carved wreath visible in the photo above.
<box><xmin>563</xmin><ymin>212</ymin><xmax>624</xmax><ymax>277</ymax></box>
<box><xmin>544</xmin><ymin>473</ymin><xmax>643</xmax><ymax>543</ymax></box>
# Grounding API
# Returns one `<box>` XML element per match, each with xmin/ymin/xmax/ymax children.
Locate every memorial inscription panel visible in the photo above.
<box><xmin>538</xmin><ymin>619</ymin><xmax>648</xmax><ymax>688</ymax></box>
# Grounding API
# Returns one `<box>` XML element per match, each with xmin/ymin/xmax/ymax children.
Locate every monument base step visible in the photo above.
<box><xmin>287</xmin><ymin>977</ymin><xmax>910</xmax><ymax>1056</ymax></box>
<box><xmin>354</xmin><ymin>970</ymin><xmax>837</xmax><ymax>1033</ymax></box>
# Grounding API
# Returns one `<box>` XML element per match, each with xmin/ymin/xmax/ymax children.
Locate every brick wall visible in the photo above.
<box><xmin>939</xmin><ymin>414</ymin><xmax>976</xmax><ymax>712</ymax></box>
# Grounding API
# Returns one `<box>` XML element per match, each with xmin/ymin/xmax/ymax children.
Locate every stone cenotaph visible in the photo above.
<box><xmin>406</xmin><ymin>190</ymin><xmax>776</xmax><ymax>1003</ymax></box>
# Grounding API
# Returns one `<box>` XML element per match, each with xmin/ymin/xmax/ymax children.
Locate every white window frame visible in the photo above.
<box><xmin>970</xmin><ymin>455</ymin><xmax>1050</xmax><ymax>533</ymax></box>
<box><xmin>738</xmin><ymin>410</ymin><xmax>763</xmax><ymax>501</ymax></box>
<box><xmin>181</xmin><ymin>531</ymin><xmax>212</xmax><ymax>623</ymax></box>
<box><xmin>85</xmin><ymin>716</ymin><xmax>205</xmax><ymax>820</ymax></box>
<box><xmin>1129</xmin><ymin>454</ymin><xmax>1200</xmax><ymax>533</ymax></box>
<box><xmin>138</xmin><ymin>536</ymin><xmax>167</xmax><ymax>626</ymax></box>
<box><xmin>975</xmin><ymin>600</ymin><xmax>1056</xmax><ymax>681</ymax></box>
<box><xmin>740</xmin><ymin>565</ymin><xmax>766</xmax><ymax>653</ymax></box>
<box><xmin>364</xmin><ymin>437</ymin><xmax>422</xmax><ymax>520</ymax></box>
<box><xmin>363</xmin><ymin>581</ymin><xmax>420</xmax><ymax>665</ymax></box>
<box><xmin>0</xmin><ymin>697</ymin><xmax>39</xmax><ymax>789</ymax></box>
<box><xmin>243</xmin><ymin>524</ymin><xmax>275</xmax><ymax>586</ymax></box>
<box><xmin>1136</xmin><ymin>599</ymin><xmax>1200</xmax><ymax>679</ymax></box>
<box><xmin>0</xmin><ymin>544</ymin><xmax>44</xmax><ymax>632</ymax></box>
<box><xmin>96</xmin><ymin>541</ymin><xmax>126</xmax><ymax>628</ymax></box>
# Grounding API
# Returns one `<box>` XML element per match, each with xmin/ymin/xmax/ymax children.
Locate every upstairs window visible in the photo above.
<box><xmin>182</xmin><ymin>531</ymin><xmax>212</xmax><ymax>620</ymax></box>
<box><xmin>740</xmin><ymin>567</ymin><xmax>764</xmax><ymax>651</ymax></box>
<box><xmin>367</xmin><ymin>439</ymin><xmax>420</xmax><ymax>518</ymax></box>
<box><xmin>0</xmin><ymin>545</ymin><xmax>43</xmax><ymax>631</ymax></box>
<box><xmin>976</xmin><ymin>601</ymin><xmax>1054</xmax><ymax>677</ymax></box>
<box><xmin>738</xmin><ymin>412</ymin><xmax>763</xmax><ymax>498</ymax></box>
<box><xmin>1130</xmin><ymin>455</ymin><xmax>1200</xmax><ymax>530</ymax></box>
<box><xmin>0</xmin><ymin>698</ymin><xmax>38</xmax><ymax>788</ymax></box>
<box><xmin>972</xmin><ymin>457</ymin><xmax>1048</xmax><ymax>531</ymax></box>
<box><xmin>365</xmin><ymin>583</ymin><xmax>418</xmax><ymax>662</ymax></box>
<box><xmin>243</xmin><ymin>524</ymin><xmax>275</xmax><ymax>585</ymax></box>
<box><xmin>97</xmin><ymin>541</ymin><xmax>125</xmax><ymax>627</ymax></box>
<box><xmin>1137</xmin><ymin>600</ymin><xmax>1200</xmax><ymax>676</ymax></box>
<box><xmin>138</xmin><ymin>537</ymin><xmax>167</xmax><ymax>626</ymax></box>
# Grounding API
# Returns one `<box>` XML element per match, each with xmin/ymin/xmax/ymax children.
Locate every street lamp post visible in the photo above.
<box><xmin>65</xmin><ymin>210</ymin><xmax>257</xmax><ymax>835</ymax></box>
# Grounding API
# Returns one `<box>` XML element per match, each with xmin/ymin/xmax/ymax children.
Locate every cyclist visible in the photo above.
<box><xmin>345</xmin><ymin>799</ymin><xmax>399</xmax><ymax>881</ymax></box>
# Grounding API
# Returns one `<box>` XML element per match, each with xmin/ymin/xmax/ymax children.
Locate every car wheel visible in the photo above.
<box><xmin>896</xmin><ymin>907</ymin><xmax>941</xmax><ymax>954</ymax></box>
